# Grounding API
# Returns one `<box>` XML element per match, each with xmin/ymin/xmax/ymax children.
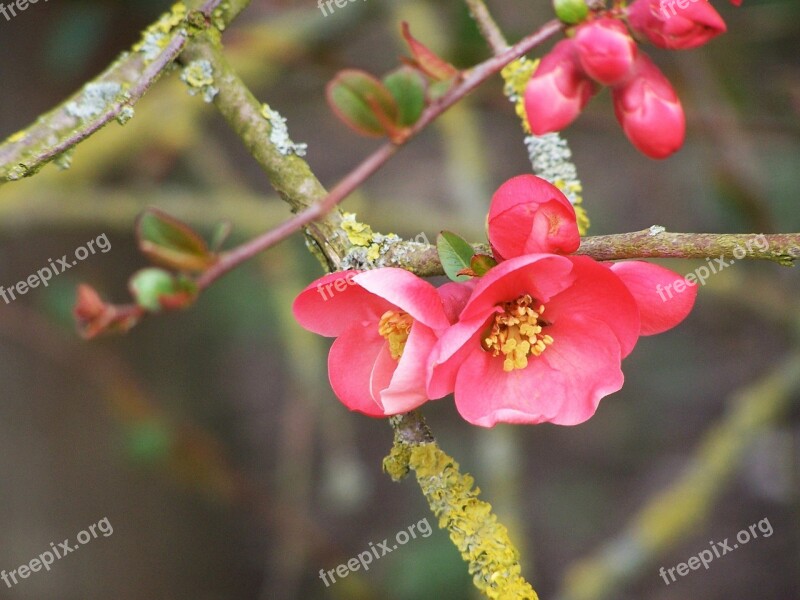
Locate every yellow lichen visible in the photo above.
<box><xmin>501</xmin><ymin>58</ymin><xmax>538</xmax><ymax>135</ymax></box>
<box><xmin>341</xmin><ymin>213</ymin><xmax>376</xmax><ymax>247</ymax></box>
<box><xmin>7</xmin><ymin>130</ymin><xmax>26</xmax><ymax>143</ymax></box>
<box><xmin>133</xmin><ymin>3</ymin><xmax>188</xmax><ymax>62</ymax></box>
<box><xmin>574</xmin><ymin>204</ymin><xmax>590</xmax><ymax>237</ymax></box>
<box><xmin>407</xmin><ymin>444</ymin><xmax>539</xmax><ymax>599</ymax></box>
<box><xmin>382</xmin><ymin>443</ymin><xmax>411</xmax><ymax>481</ymax></box>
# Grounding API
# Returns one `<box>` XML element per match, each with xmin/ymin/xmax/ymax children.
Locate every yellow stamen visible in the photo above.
<box><xmin>378</xmin><ymin>310</ymin><xmax>413</xmax><ymax>360</ymax></box>
<box><xmin>481</xmin><ymin>294</ymin><xmax>554</xmax><ymax>372</ymax></box>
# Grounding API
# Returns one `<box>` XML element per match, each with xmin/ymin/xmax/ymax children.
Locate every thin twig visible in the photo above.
<box><xmin>464</xmin><ymin>0</ymin><xmax>509</xmax><ymax>54</ymax></box>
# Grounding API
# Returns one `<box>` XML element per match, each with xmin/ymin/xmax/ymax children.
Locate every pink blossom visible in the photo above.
<box><xmin>574</xmin><ymin>18</ymin><xmax>638</xmax><ymax>86</ymax></box>
<box><xmin>628</xmin><ymin>0</ymin><xmax>727</xmax><ymax>50</ymax></box>
<box><xmin>524</xmin><ymin>39</ymin><xmax>597</xmax><ymax>135</ymax></box>
<box><xmin>487</xmin><ymin>175</ymin><xmax>581</xmax><ymax>261</ymax></box>
<box><xmin>293</xmin><ymin>269</ymin><xmax>455</xmax><ymax>417</ymax></box>
<box><xmin>426</xmin><ymin>254</ymin><xmax>696</xmax><ymax>427</ymax></box>
<box><xmin>612</xmin><ymin>52</ymin><xmax>686</xmax><ymax>158</ymax></box>
<box><xmin>427</xmin><ymin>177</ymin><xmax>697</xmax><ymax>427</ymax></box>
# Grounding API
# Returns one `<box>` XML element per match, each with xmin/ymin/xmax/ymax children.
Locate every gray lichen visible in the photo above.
<box><xmin>524</xmin><ymin>133</ymin><xmax>583</xmax><ymax>206</ymax></box>
<box><xmin>53</xmin><ymin>148</ymin><xmax>75</xmax><ymax>171</ymax></box>
<box><xmin>116</xmin><ymin>105</ymin><xmax>135</xmax><ymax>125</ymax></box>
<box><xmin>65</xmin><ymin>82</ymin><xmax>124</xmax><ymax>121</ymax></box>
<box><xmin>260</xmin><ymin>104</ymin><xmax>308</xmax><ymax>157</ymax></box>
<box><xmin>181</xmin><ymin>59</ymin><xmax>219</xmax><ymax>103</ymax></box>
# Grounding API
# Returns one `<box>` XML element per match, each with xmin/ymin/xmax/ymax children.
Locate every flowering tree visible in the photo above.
<box><xmin>1</xmin><ymin>0</ymin><xmax>797</xmax><ymax>596</ymax></box>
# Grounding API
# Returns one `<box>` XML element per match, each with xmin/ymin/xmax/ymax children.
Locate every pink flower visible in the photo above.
<box><xmin>524</xmin><ymin>39</ymin><xmax>597</xmax><ymax>135</ymax></box>
<box><xmin>487</xmin><ymin>175</ymin><xmax>580</xmax><ymax>261</ymax></box>
<box><xmin>293</xmin><ymin>268</ymin><xmax>455</xmax><ymax>417</ymax></box>
<box><xmin>427</xmin><ymin>176</ymin><xmax>697</xmax><ymax>427</ymax></box>
<box><xmin>574</xmin><ymin>18</ymin><xmax>638</xmax><ymax>86</ymax></box>
<box><xmin>627</xmin><ymin>0</ymin><xmax>727</xmax><ymax>50</ymax></box>
<box><xmin>612</xmin><ymin>52</ymin><xmax>686</xmax><ymax>158</ymax></box>
<box><xmin>427</xmin><ymin>254</ymin><xmax>696</xmax><ymax>427</ymax></box>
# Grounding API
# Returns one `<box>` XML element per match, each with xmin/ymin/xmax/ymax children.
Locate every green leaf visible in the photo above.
<box><xmin>326</xmin><ymin>69</ymin><xmax>399</xmax><ymax>137</ymax></box>
<box><xmin>136</xmin><ymin>208</ymin><xmax>215</xmax><ymax>272</ymax></box>
<box><xmin>437</xmin><ymin>231</ymin><xmax>475</xmax><ymax>282</ymax></box>
<box><xmin>470</xmin><ymin>254</ymin><xmax>498</xmax><ymax>277</ymax></box>
<box><xmin>129</xmin><ymin>268</ymin><xmax>178</xmax><ymax>312</ymax></box>
<box><xmin>553</xmin><ymin>0</ymin><xmax>588</xmax><ymax>25</ymax></box>
<box><xmin>383</xmin><ymin>67</ymin><xmax>426</xmax><ymax>127</ymax></box>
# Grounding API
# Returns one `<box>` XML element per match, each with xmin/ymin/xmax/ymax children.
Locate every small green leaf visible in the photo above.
<box><xmin>470</xmin><ymin>254</ymin><xmax>498</xmax><ymax>277</ymax></box>
<box><xmin>383</xmin><ymin>68</ymin><xmax>426</xmax><ymax>127</ymax></box>
<box><xmin>553</xmin><ymin>0</ymin><xmax>589</xmax><ymax>25</ymax></box>
<box><xmin>136</xmin><ymin>208</ymin><xmax>215</xmax><ymax>272</ymax></box>
<box><xmin>437</xmin><ymin>231</ymin><xmax>475</xmax><ymax>282</ymax></box>
<box><xmin>326</xmin><ymin>69</ymin><xmax>399</xmax><ymax>137</ymax></box>
<box><xmin>129</xmin><ymin>268</ymin><xmax>178</xmax><ymax>312</ymax></box>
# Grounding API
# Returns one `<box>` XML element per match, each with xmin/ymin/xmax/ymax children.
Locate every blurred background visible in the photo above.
<box><xmin>0</xmin><ymin>0</ymin><xmax>798</xmax><ymax>598</ymax></box>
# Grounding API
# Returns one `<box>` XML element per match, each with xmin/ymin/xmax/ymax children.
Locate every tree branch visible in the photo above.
<box><xmin>0</xmin><ymin>0</ymin><xmax>252</xmax><ymax>184</ymax></box>
<box><xmin>383</xmin><ymin>411</ymin><xmax>539</xmax><ymax>599</ymax></box>
<box><xmin>575</xmin><ymin>229</ymin><xmax>800</xmax><ymax>265</ymax></box>
<box><xmin>381</xmin><ymin>230</ymin><xmax>800</xmax><ymax>276</ymax></box>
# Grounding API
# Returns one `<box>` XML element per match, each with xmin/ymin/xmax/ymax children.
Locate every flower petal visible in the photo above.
<box><xmin>328</xmin><ymin>322</ymin><xmax>387</xmax><ymax>417</ymax></box>
<box><xmin>460</xmin><ymin>254</ymin><xmax>575</xmax><ymax>322</ymax></box>
<box><xmin>354</xmin><ymin>268</ymin><xmax>450</xmax><ymax>331</ymax></box>
<box><xmin>545</xmin><ymin>256</ymin><xmax>641</xmax><ymax>358</ymax></box>
<box><xmin>380</xmin><ymin>324</ymin><xmax>438</xmax><ymax>414</ymax></box>
<box><xmin>293</xmin><ymin>271</ymin><xmax>390</xmax><ymax>337</ymax></box>
<box><xmin>437</xmin><ymin>280</ymin><xmax>476</xmax><ymax>324</ymax></box>
<box><xmin>454</xmin><ymin>315</ymin><xmax>624</xmax><ymax>427</ymax></box>
<box><xmin>609</xmin><ymin>261</ymin><xmax>697</xmax><ymax>335</ymax></box>
<box><xmin>427</xmin><ymin>318</ymin><xmax>489</xmax><ymax>399</ymax></box>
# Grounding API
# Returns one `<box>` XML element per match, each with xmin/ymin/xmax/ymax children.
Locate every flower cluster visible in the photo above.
<box><xmin>526</xmin><ymin>0</ymin><xmax>740</xmax><ymax>158</ymax></box>
<box><xmin>293</xmin><ymin>176</ymin><xmax>697</xmax><ymax>427</ymax></box>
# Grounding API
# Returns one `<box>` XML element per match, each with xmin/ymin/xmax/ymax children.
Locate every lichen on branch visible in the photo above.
<box><xmin>384</xmin><ymin>412</ymin><xmax>539</xmax><ymax>599</ymax></box>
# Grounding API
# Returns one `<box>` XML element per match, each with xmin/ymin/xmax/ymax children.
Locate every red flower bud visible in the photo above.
<box><xmin>612</xmin><ymin>52</ymin><xmax>685</xmax><ymax>159</ymax></box>
<box><xmin>524</xmin><ymin>39</ymin><xmax>597</xmax><ymax>135</ymax></box>
<box><xmin>627</xmin><ymin>0</ymin><xmax>726</xmax><ymax>50</ymax></box>
<box><xmin>487</xmin><ymin>175</ymin><xmax>581</xmax><ymax>261</ymax></box>
<box><xmin>574</xmin><ymin>18</ymin><xmax>638</xmax><ymax>86</ymax></box>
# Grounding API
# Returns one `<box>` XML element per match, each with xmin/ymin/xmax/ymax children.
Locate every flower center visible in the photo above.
<box><xmin>378</xmin><ymin>310</ymin><xmax>413</xmax><ymax>360</ymax></box>
<box><xmin>481</xmin><ymin>294</ymin><xmax>554</xmax><ymax>372</ymax></box>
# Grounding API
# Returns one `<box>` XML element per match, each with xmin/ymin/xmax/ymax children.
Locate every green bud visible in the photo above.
<box><xmin>553</xmin><ymin>0</ymin><xmax>589</xmax><ymax>25</ymax></box>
